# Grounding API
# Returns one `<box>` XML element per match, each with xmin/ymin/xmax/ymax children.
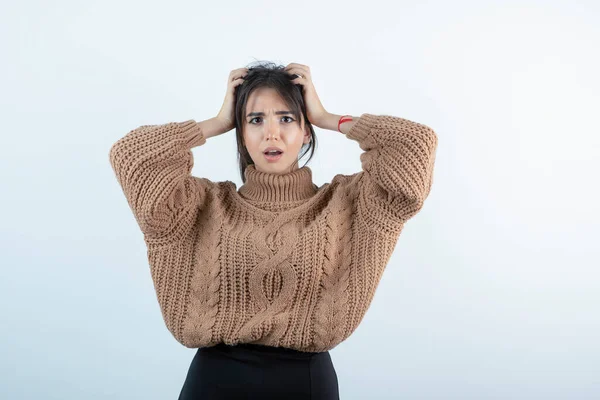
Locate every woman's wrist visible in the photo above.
<box><xmin>197</xmin><ymin>117</ymin><xmax>229</xmax><ymax>139</ymax></box>
<box><xmin>314</xmin><ymin>112</ymin><xmax>359</xmax><ymax>134</ymax></box>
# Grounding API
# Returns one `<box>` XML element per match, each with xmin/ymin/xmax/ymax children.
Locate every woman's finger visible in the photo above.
<box><xmin>285</xmin><ymin>67</ymin><xmax>307</xmax><ymax>79</ymax></box>
<box><xmin>285</xmin><ymin>64</ymin><xmax>305</xmax><ymax>71</ymax></box>
<box><xmin>229</xmin><ymin>68</ymin><xmax>248</xmax><ymax>80</ymax></box>
<box><xmin>285</xmin><ymin>63</ymin><xmax>308</xmax><ymax>70</ymax></box>
<box><xmin>230</xmin><ymin>77</ymin><xmax>245</xmax><ymax>91</ymax></box>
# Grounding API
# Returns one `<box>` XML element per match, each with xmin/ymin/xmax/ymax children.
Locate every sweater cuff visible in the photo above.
<box><xmin>179</xmin><ymin>119</ymin><xmax>207</xmax><ymax>148</ymax></box>
<box><xmin>345</xmin><ymin>113</ymin><xmax>379</xmax><ymax>143</ymax></box>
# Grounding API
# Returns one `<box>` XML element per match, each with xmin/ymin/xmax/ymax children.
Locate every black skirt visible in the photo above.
<box><xmin>177</xmin><ymin>342</ymin><xmax>340</xmax><ymax>399</ymax></box>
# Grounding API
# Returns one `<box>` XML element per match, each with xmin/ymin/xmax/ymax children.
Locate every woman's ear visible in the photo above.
<box><xmin>303</xmin><ymin>128</ymin><xmax>311</xmax><ymax>144</ymax></box>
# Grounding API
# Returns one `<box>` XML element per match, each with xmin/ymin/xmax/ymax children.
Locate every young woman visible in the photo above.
<box><xmin>109</xmin><ymin>61</ymin><xmax>438</xmax><ymax>399</ymax></box>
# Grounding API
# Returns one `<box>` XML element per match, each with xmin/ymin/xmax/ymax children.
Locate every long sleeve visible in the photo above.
<box><xmin>109</xmin><ymin>120</ymin><xmax>211</xmax><ymax>241</ymax></box>
<box><xmin>345</xmin><ymin>113</ymin><xmax>438</xmax><ymax>234</ymax></box>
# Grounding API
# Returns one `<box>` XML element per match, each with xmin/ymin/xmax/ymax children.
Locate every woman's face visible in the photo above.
<box><xmin>243</xmin><ymin>87</ymin><xmax>310</xmax><ymax>174</ymax></box>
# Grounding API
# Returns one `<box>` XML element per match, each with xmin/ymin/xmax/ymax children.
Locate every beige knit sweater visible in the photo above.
<box><xmin>109</xmin><ymin>113</ymin><xmax>438</xmax><ymax>353</ymax></box>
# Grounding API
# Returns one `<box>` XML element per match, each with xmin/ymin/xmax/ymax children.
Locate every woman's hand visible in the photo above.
<box><xmin>215</xmin><ymin>67</ymin><xmax>248</xmax><ymax>134</ymax></box>
<box><xmin>284</xmin><ymin>63</ymin><xmax>328</xmax><ymax>127</ymax></box>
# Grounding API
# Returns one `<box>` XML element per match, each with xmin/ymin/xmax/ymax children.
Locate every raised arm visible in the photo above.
<box><xmin>322</xmin><ymin>112</ymin><xmax>438</xmax><ymax>234</ymax></box>
<box><xmin>109</xmin><ymin>119</ymin><xmax>221</xmax><ymax>242</ymax></box>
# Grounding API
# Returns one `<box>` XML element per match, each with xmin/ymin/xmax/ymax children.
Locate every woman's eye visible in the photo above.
<box><xmin>249</xmin><ymin>116</ymin><xmax>295</xmax><ymax>124</ymax></box>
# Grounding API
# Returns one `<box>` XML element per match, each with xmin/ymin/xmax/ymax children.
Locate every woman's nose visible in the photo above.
<box><xmin>264</xmin><ymin>120</ymin><xmax>280</xmax><ymax>140</ymax></box>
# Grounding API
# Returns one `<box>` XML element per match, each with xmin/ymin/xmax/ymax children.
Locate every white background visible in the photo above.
<box><xmin>1</xmin><ymin>0</ymin><xmax>598</xmax><ymax>399</ymax></box>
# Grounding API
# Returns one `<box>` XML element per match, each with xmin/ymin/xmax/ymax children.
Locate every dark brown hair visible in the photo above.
<box><xmin>233</xmin><ymin>60</ymin><xmax>318</xmax><ymax>183</ymax></box>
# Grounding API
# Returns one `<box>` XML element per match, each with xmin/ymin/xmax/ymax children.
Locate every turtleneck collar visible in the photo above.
<box><xmin>238</xmin><ymin>164</ymin><xmax>318</xmax><ymax>203</ymax></box>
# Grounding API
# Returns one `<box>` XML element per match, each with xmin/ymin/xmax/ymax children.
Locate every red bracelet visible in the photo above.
<box><xmin>338</xmin><ymin>115</ymin><xmax>353</xmax><ymax>133</ymax></box>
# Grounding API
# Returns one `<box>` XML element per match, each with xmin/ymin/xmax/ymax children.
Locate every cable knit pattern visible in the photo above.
<box><xmin>109</xmin><ymin>113</ymin><xmax>438</xmax><ymax>353</ymax></box>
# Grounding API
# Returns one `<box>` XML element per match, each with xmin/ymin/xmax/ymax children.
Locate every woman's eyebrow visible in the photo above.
<box><xmin>246</xmin><ymin>111</ymin><xmax>293</xmax><ymax>118</ymax></box>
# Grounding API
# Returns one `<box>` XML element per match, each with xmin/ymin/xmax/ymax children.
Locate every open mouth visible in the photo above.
<box><xmin>264</xmin><ymin>150</ymin><xmax>283</xmax><ymax>161</ymax></box>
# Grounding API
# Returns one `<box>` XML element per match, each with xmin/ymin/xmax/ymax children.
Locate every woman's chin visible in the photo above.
<box><xmin>255</xmin><ymin>159</ymin><xmax>298</xmax><ymax>174</ymax></box>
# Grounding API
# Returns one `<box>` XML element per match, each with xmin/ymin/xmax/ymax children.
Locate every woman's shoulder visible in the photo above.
<box><xmin>322</xmin><ymin>171</ymin><xmax>363</xmax><ymax>192</ymax></box>
<box><xmin>309</xmin><ymin>171</ymin><xmax>365</xmax><ymax>212</ymax></box>
<box><xmin>192</xmin><ymin>176</ymin><xmax>237</xmax><ymax>195</ymax></box>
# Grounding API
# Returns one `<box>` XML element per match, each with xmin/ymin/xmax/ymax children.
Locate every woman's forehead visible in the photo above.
<box><xmin>247</xmin><ymin>87</ymin><xmax>284</xmax><ymax>104</ymax></box>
